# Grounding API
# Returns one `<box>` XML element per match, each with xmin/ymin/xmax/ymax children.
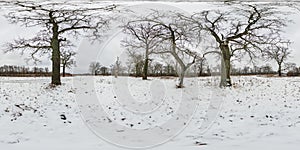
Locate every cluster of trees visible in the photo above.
<box><xmin>90</xmin><ymin>59</ymin><xmax>300</xmax><ymax>78</ymax></box>
<box><xmin>120</xmin><ymin>2</ymin><xmax>297</xmax><ymax>87</ymax></box>
<box><xmin>1</xmin><ymin>1</ymin><xmax>298</xmax><ymax>87</ymax></box>
<box><xmin>0</xmin><ymin>48</ymin><xmax>76</xmax><ymax>77</ymax></box>
<box><xmin>0</xmin><ymin>65</ymin><xmax>50</xmax><ymax>76</ymax></box>
<box><xmin>231</xmin><ymin>63</ymin><xmax>300</xmax><ymax>76</ymax></box>
<box><xmin>231</xmin><ymin>65</ymin><xmax>276</xmax><ymax>75</ymax></box>
<box><xmin>90</xmin><ymin>61</ymin><xmax>179</xmax><ymax>77</ymax></box>
<box><xmin>285</xmin><ymin>63</ymin><xmax>300</xmax><ymax>76</ymax></box>
<box><xmin>89</xmin><ymin>62</ymin><xmax>110</xmax><ymax>75</ymax></box>
<box><xmin>124</xmin><ymin>55</ymin><xmax>211</xmax><ymax>77</ymax></box>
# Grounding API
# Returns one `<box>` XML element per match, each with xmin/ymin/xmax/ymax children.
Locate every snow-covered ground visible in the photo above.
<box><xmin>0</xmin><ymin>76</ymin><xmax>300</xmax><ymax>150</ymax></box>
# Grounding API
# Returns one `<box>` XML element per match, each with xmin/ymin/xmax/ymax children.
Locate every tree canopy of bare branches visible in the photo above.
<box><xmin>89</xmin><ymin>61</ymin><xmax>101</xmax><ymax>75</ymax></box>
<box><xmin>2</xmin><ymin>0</ymin><xmax>117</xmax><ymax>85</ymax></box>
<box><xmin>181</xmin><ymin>2</ymin><xmax>293</xmax><ymax>87</ymax></box>
<box><xmin>263</xmin><ymin>40</ymin><xmax>292</xmax><ymax>76</ymax></box>
<box><xmin>61</xmin><ymin>50</ymin><xmax>76</xmax><ymax>77</ymax></box>
<box><xmin>124</xmin><ymin>10</ymin><xmax>201</xmax><ymax>88</ymax></box>
<box><xmin>122</xmin><ymin>20</ymin><xmax>164</xmax><ymax>80</ymax></box>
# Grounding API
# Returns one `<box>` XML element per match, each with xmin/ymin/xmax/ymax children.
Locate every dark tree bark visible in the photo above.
<box><xmin>142</xmin><ymin>57</ymin><xmax>149</xmax><ymax>80</ymax></box>
<box><xmin>63</xmin><ymin>65</ymin><xmax>66</xmax><ymax>77</ymax></box>
<box><xmin>50</xmin><ymin>13</ymin><xmax>61</xmax><ymax>84</ymax></box>
<box><xmin>219</xmin><ymin>41</ymin><xmax>232</xmax><ymax>87</ymax></box>
<box><xmin>278</xmin><ymin>64</ymin><xmax>282</xmax><ymax>76</ymax></box>
<box><xmin>142</xmin><ymin>45</ymin><xmax>150</xmax><ymax>80</ymax></box>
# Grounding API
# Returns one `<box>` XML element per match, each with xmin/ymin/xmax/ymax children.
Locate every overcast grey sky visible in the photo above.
<box><xmin>0</xmin><ymin>1</ymin><xmax>299</xmax><ymax>74</ymax></box>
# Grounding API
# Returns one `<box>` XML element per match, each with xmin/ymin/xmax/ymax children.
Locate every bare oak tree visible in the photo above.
<box><xmin>133</xmin><ymin>11</ymin><xmax>199</xmax><ymax>88</ymax></box>
<box><xmin>89</xmin><ymin>62</ymin><xmax>101</xmax><ymax>75</ymax></box>
<box><xmin>195</xmin><ymin>57</ymin><xmax>209</xmax><ymax>76</ymax></box>
<box><xmin>122</xmin><ymin>21</ymin><xmax>163</xmax><ymax>80</ymax></box>
<box><xmin>126</xmin><ymin>48</ymin><xmax>144</xmax><ymax>77</ymax></box>
<box><xmin>182</xmin><ymin>3</ymin><xmax>292</xmax><ymax>87</ymax></box>
<box><xmin>264</xmin><ymin>40</ymin><xmax>292</xmax><ymax>76</ymax></box>
<box><xmin>2</xmin><ymin>1</ymin><xmax>116</xmax><ymax>85</ymax></box>
<box><xmin>61</xmin><ymin>50</ymin><xmax>76</xmax><ymax>77</ymax></box>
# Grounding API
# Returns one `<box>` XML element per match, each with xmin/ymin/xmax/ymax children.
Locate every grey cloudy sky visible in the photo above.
<box><xmin>0</xmin><ymin>1</ymin><xmax>299</xmax><ymax>74</ymax></box>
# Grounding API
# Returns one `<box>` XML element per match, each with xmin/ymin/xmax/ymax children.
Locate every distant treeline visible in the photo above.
<box><xmin>90</xmin><ymin>60</ymin><xmax>300</xmax><ymax>77</ymax></box>
<box><xmin>0</xmin><ymin>65</ymin><xmax>50</xmax><ymax>77</ymax></box>
<box><xmin>230</xmin><ymin>64</ymin><xmax>300</xmax><ymax>77</ymax></box>
<box><xmin>0</xmin><ymin>65</ymin><xmax>75</xmax><ymax>77</ymax></box>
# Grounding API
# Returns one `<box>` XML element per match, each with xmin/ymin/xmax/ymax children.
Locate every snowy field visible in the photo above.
<box><xmin>0</xmin><ymin>76</ymin><xmax>300</xmax><ymax>150</ymax></box>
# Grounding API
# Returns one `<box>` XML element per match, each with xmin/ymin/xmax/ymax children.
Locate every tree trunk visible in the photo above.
<box><xmin>62</xmin><ymin>64</ymin><xmax>66</xmax><ymax>77</ymax></box>
<box><xmin>219</xmin><ymin>42</ymin><xmax>232</xmax><ymax>87</ymax></box>
<box><xmin>142</xmin><ymin>45</ymin><xmax>149</xmax><ymax>80</ymax></box>
<box><xmin>51</xmin><ymin>44</ymin><xmax>61</xmax><ymax>85</ymax></box>
<box><xmin>51</xmin><ymin>23</ymin><xmax>61</xmax><ymax>85</ymax></box>
<box><xmin>199</xmin><ymin>69</ymin><xmax>203</xmax><ymax>77</ymax></box>
<box><xmin>135</xmin><ymin>64</ymin><xmax>138</xmax><ymax>77</ymax></box>
<box><xmin>142</xmin><ymin>58</ymin><xmax>149</xmax><ymax>80</ymax></box>
<box><xmin>170</xmin><ymin>33</ymin><xmax>187</xmax><ymax>88</ymax></box>
<box><xmin>178</xmin><ymin>66</ymin><xmax>187</xmax><ymax>88</ymax></box>
<box><xmin>114</xmin><ymin>68</ymin><xmax>118</xmax><ymax>78</ymax></box>
<box><xmin>114</xmin><ymin>58</ymin><xmax>119</xmax><ymax>78</ymax></box>
<box><xmin>175</xmin><ymin>62</ymin><xmax>179</xmax><ymax>77</ymax></box>
<box><xmin>198</xmin><ymin>62</ymin><xmax>203</xmax><ymax>76</ymax></box>
<box><xmin>143</xmin><ymin>57</ymin><xmax>149</xmax><ymax>80</ymax></box>
<box><xmin>278</xmin><ymin>64</ymin><xmax>282</xmax><ymax>76</ymax></box>
<box><xmin>199</xmin><ymin>60</ymin><xmax>204</xmax><ymax>76</ymax></box>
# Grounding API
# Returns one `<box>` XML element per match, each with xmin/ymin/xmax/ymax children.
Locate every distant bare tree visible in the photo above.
<box><xmin>126</xmin><ymin>49</ymin><xmax>144</xmax><ymax>77</ymax></box>
<box><xmin>195</xmin><ymin>57</ymin><xmax>208</xmax><ymax>76</ymax></box>
<box><xmin>264</xmin><ymin>40</ymin><xmax>291</xmax><ymax>76</ymax></box>
<box><xmin>285</xmin><ymin>62</ymin><xmax>297</xmax><ymax>71</ymax></box>
<box><xmin>262</xmin><ymin>64</ymin><xmax>273</xmax><ymax>74</ymax></box>
<box><xmin>153</xmin><ymin>62</ymin><xmax>163</xmax><ymax>76</ymax></box>
<box><xmin>89</xmin><ymin>62</ymin><xmax>101</xmax><ymax>75</ymax></box>
<box><xmin>2</xmin><ymin>1</ymin><xmax>116</xmax><ymax>85</ymax></box>
<box><xmin>61</xmin><ymin>50</ymin><xmax>76</xmax><ymax>77</ymax></box>
<box><xmin>284</xmin><ymin>62</ymin><xmax>299</xmax><ymax>76</ymax></box>
<box><xmin>100</xmin><ymin>66</ymin><xmax>109</xmax><ymax>75</ymax></box>
<box><xmin>114</xmin><ymin>57</ymin><xmax>121</xmax><ymax>78</ymax></box>
<box><xmin>45</xmin><ymin>67</ymin><xmax>49</xmax><ymax>74</ymax></box>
